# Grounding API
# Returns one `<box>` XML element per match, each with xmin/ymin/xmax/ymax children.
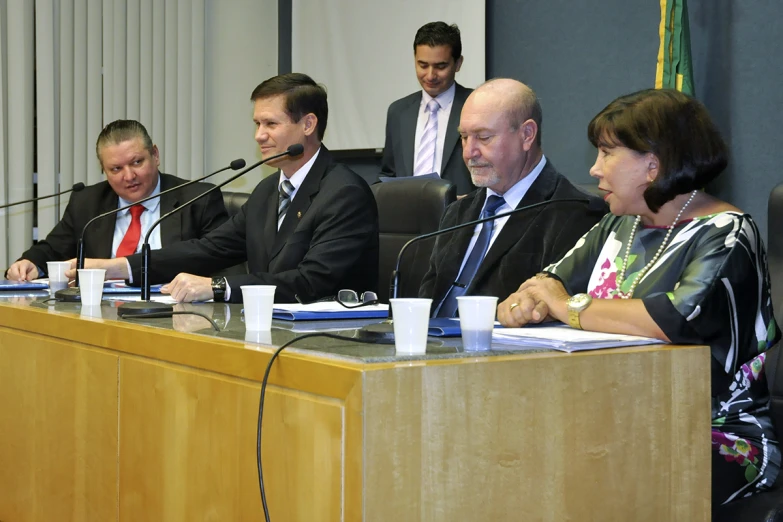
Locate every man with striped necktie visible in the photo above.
<box><xmin>380</xmin><ymin>21</ymin><xmax>475</xmax><ymax>196</ymax></box>
<box><xmin>79</xmin><ymin>74</ymin><xmax>380</xmax><ymax>305</ymax></box>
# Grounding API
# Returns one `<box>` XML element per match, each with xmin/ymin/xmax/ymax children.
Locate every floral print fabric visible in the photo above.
<box><xmin>546</xmin><ymin>211</ymin><xmax>780</xmax><ymax>504</ymax></box>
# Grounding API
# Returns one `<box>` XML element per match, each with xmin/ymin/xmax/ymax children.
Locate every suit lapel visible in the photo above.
<box><xmin>441</xmin><ymin>84</ymin><xmax>468</xmax><ymax>170</ymax></box>
<box><xmin>262</xmin><ymin>181</ymin><xmax>280</xmax><ymax>259</ymax></box>
<box><xmin>268</xmin><ymin>148</ymin><xmax>331</xmax><ymax>261</ymax></box>
<box><xmin>158</xmin><ymin>175</ymin><xmax>182</xmax><ymax>246</ymax></box>
<box><xmin>400</xmin><ymin>94</ymin><xmax>421</xmax><ymax>176</ymax></box>
<box><xmin>91</xmin><ymin>189</ymin><xmax>120</xmax><ymax>259</ymax></box>
<box><xmin>469</xmin><ymin>165</ymin><xmax>559</xmax><ymax>289</ymax></box>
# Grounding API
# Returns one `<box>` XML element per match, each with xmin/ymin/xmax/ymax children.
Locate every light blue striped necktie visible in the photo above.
<box><xmin>414</xmin><ymin>99</ymin><xmax>440</xmax><ymax>176</ymax></box>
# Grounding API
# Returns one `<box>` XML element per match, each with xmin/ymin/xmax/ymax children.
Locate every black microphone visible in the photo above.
<box><xmin>358</xmin><ymin>196</ymin><xmax>605</xmax><ymax>343</ymax></box>
<box><xmin>0</xmin><ymin>182</ymin><xmax>85</xmax><ymax>210</ymax></box>
<box><xmin>117</xmin><ymin>144</ymin><xmax>305</xmax><ymax>317</ymax></box>
<box><xmin>55</xmin><ymin>159</ymin><xmax>246</xmax><ymax>302</ymax></box>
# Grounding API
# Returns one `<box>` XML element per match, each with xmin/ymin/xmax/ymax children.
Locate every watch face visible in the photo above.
<box><xmin>569</xmin><ymin>293</ymin><xmax>592</xmax><ymax>310</ymax></box>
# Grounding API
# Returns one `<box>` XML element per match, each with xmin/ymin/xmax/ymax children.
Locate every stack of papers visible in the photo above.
<box><xmin>272</xmin><ymin>302</ymin><xmax>389</xmax><ymax>321</ymax></box>
<box><xmin>492</xmin><ymin>325</ymin><xmax>664</xmax><ymax>353</ymax></box>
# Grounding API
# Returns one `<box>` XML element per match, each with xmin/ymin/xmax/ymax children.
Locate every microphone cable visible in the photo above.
<box><xmin>256</xmin><ymin>332</ymin><xmax>374</xmax><ymax>521</ymax></box>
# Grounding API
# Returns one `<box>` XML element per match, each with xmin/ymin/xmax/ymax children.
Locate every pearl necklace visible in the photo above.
<box><xmin>615</xmin><ymin>190</ymin><xmax>697</xmax><ymax>299</ymax></box>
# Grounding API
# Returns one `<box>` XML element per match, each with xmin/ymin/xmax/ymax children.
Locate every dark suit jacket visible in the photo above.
<box><xmin>419</xmin><ymin>161</ymin><xmax>608</xmax><ymax>312</ymax></box>
<box><xmin>128</xmin><ymin>147</ymin><xmax>380</xmax><ymax>304</ymax></box>
<box><xmin>20</xmin><ymin>173</ymin><xmax>228</xmax><ymax>275</ymax></box>
<box><xmin>380</xmin><ymin>83</ymin><xmax>475</xmax><ymax>195</ymax></box>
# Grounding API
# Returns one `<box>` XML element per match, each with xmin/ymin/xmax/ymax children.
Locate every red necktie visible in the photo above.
<box><xmin>116</xmin><ymin>205</ymin><xmax>145</xmax><ymax>257</ymax></box>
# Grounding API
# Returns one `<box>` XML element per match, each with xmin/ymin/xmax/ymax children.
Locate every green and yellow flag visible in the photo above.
<box><xmin>656</xmin><ymin>0</ymin><xmax>694</xmax><ymax>95</ymax></box>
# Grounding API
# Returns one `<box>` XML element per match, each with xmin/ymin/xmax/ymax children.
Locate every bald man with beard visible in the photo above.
<box><xmin>420</xmin><ymin>79</ymin><xmax>607</xmax><ymax>318</ymax></box>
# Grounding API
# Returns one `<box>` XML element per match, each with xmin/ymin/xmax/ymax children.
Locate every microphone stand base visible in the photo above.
<box><xmin>117</xmin><ymin>300</ymin><xmax>174</xmax><ymax>318</ymax></box>
<box><xmin>353</xmin><ymin>320</ymin><xmax>395</xmax><ymax>344</ymax></box>
<box><xmin>55</xmin><ymin>288</ymin><xmax>81</xmax><ymax>302</ymax></box>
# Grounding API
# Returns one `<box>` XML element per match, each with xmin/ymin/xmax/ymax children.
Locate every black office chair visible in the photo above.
<box><xmin>222</xmin><ymin>190</ymin><xmax>250</xmax><ymax>217</ymax></box>
<box><xmin>370</xmin><ymin>178</ymin><xmax>456</xmax><ymax>303</ymax></box>
<box><xmin>712</xmin><ymin>183</ymin><xmax>783</xmax><ymax>521</ymax></box>
<box><xmin>211</xmin><ymin>190</ymin><xmax>250</xmax><ymax>277</ymax></box>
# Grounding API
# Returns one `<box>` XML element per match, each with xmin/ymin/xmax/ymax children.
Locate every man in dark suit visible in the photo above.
<box><xmin>5</xmin><ymin>119</ymin><xmax>227</xmax><ymax>281</ymax></box>
<box><xmin>380</xmin><ymin>22</ymin><xmax>475</xmax><ymax>195</ymax></box>
<box><xmin>82</xmin><ymin>73</ymin><xmax>379</xmax><ymax>304</ymax></box>
<box><xmin>420</xmin><ymin>79</ymin><xmax>607</xmax><ymax>317</ymax></box>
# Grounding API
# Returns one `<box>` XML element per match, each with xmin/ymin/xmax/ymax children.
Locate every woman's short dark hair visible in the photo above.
<box><xmin>250</xmin><ymin>73</ymin><xmax>328</xmax><ymax>141</ymax></box>
<box><xmin>587</xmin><ymin>88</ymin><xmax>728</xmax><ymax>213</ymax></box>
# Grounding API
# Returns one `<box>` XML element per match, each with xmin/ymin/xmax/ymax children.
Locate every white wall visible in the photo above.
<box><xmin>204</xmin><ymin>0</ymin><xmax>278</xmax><ymax>192</ymax></box>
<box><xmin>292</xmin><ymin>0</ymin><xmax>485</xmax><ymax>151</ymax></box>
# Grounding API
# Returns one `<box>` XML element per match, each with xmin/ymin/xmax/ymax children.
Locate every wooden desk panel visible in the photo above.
<box><xmin>362</xmin><ymin>346</ymin><xmax>711</xmax><ymax>521</ymax></box>
<box><xmin>118</xmin><ymin>357</ymin><xmax>346</xmax><ymax>522</ymax></box>
<box><xmin>0</xmin><ymin>328</ymin><xmax>118</xmax><ymax>522</ymax></box>
<box><xmin>0</xmin><ymin>302</ymin><xmax>712</xmax><ymax>522</ymax></box>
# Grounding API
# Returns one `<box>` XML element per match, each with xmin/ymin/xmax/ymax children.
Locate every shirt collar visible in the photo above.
<box><xmin>278</xmin><ymin>146</ymin><xmax>321</xmax><ymax>191</ymax></box>
<box><xmin>118</xmin><ymin>174</ymin><xmax>162</xmax><ymax>213</ymax></box>
<box><xmin>420</xmin><ymin>82</ymin><xmax>456</xmax><ymax>112</ymax></box>
<box><xmin>486</xmin><ymin>155</ymin><xmax>548</xmax><ymax>211</ymax></box>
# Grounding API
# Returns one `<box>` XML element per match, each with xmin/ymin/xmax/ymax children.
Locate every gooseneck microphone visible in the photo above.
<box><xmin>54</xmin><ymin>159</ymin><xmax>246</xmax><ymax>302</ymax></box>
<box><xmin>358</xmin><ymin>196</ymin><xmax>605</xmax><ymax>343</ymax></box>
<box><xmin>0</xmin><ymin>182</ymin><xmax>86</xmax><ymax>211</ymax></box>
<box><xmin>117</xmin><ymin>144</ymin><xmax>305</xmax><ymax>318</ymax></box>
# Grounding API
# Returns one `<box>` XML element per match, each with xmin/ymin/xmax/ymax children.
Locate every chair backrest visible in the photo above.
<box><xmin>766</xmin><ymin>183</ymin><xmax>783</xmax><ymax>433</ymax></box>
<box><xmin>370</xmin><ymin>178</ymin><xmax>456</xmax><ymax>303</ymax></box>
<box><xmin>222</xmin><ymin>190</ymin><xmax>251</xmax><ymax>217</ymax></box>
<box><xmin>213</xmin><ymin>190</ymin><xmax>251</xmax><ymax>277</ymax></box>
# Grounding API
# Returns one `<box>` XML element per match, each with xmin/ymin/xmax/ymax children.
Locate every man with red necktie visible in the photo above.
<box><xmin>5</xmin><ymin>120</ymin><xmax>228</xmax><ymax>281</ymax></box>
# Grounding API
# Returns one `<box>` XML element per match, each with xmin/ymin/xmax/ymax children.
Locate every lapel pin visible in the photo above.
<box><xmin>297</xmin><ymin>211</ymin><xmax>302</xmax><ymax>218</ymax></box>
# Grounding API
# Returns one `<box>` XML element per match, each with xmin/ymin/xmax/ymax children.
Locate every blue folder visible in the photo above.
<box><xmin>427</xmin><ymin>318</ymin><xmax>462</xmax><ymax>337</ymax></box>
<box><xmin>0</xmin><ymin>280</ymin><xmax>48</xmax><ymax>290</ymax></box>
<box><xmin>427</xmin><ymin>318</ymin><xmax>505</xmax><ymax>337</ymax></box>
<box><xmin>102</xmin><ymin>282</ymin><xmax>163</xmax><ymax>294</ymax></box>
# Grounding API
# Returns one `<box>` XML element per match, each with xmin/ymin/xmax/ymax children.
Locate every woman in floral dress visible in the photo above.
<box><xmin>497</xmin><ymin>88</ymin><xmax>780</xmax><ymax>506</ymax></box>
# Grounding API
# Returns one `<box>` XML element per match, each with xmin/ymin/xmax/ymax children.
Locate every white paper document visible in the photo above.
<box><xmin>492</xmin><ymin>324</ymin><xmax>665</xmax><ymax>353</ymax></box>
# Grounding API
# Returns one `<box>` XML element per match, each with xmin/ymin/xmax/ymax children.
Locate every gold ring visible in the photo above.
<box><xmin>535</xmin><ymin>272</ymin><xmax>549</xmax><ymax>280</ymax></box>
<box><xmin>509</xmin><ymin>302</ymin><xmax>520</xmax><ymax>311</ymax></box>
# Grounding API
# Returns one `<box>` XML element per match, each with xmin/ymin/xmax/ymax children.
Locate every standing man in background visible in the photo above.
<box><xmin>380</xmin><ymin>21</ymin><xmax>475</xmax><ymax>195</ymax></box>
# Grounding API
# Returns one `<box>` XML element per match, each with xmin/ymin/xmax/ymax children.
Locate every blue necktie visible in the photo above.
<box><xmin>436</xmin><ymin>195</ymin><xmax>506</xmax><ymax>317</ymax></box>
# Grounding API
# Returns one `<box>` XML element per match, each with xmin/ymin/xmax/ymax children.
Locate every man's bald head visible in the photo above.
<box><xmin>458</xmin><ymin>79</ymin><xmax>544</xmax><ymax>194</ymax></box>
<box><xmin>471</xmin><ymin>78</ymin><xmax>543</xmax><ymax>146</ymax></box>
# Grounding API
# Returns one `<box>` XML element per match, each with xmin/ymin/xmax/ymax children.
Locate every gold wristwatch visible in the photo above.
<box><xmin>566</xmin><ymin>293</ymin><xmax>592</xmax><ymax>330</ymax></box>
